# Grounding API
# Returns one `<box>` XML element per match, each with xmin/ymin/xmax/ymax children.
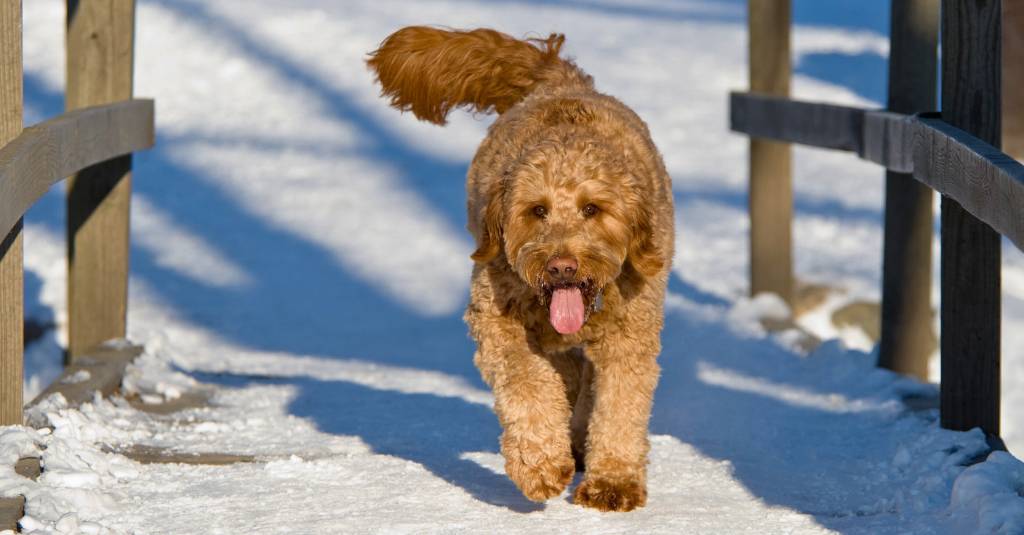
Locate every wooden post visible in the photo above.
<box><xmin>748</xmin><ymin>0</ymin><xmax>793</xmax><ymax>306</ymax></box>
<box><xmin>878</xmin><ymin>0</ymin><xmax>938</xmax><ymax>380</ymax></box>
<box><xmin>0</xmin><ymin>0</ymin><xmax>24</xmax><ymax>426</ymax></box>
<box><xmin>1005</xmin><ymin>0</ymin><xmax>1024</xmax><ymax>160</ymax></box>
<box><xmin>66</xmin><ymin>0</ymin><xmax>135</xmax><ymax>359</ymax></box>
<box><xmin>939</xmin><ymin>0</ymin><xmax>1002</xmax><ymax>436</ymax></box>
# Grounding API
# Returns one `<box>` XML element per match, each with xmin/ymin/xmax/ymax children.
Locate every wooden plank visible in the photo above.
<box><xmin>861</xmin><ymin>110</ymin><xmax>914</xmax><ymax>173</ymax></box>
<box><xmin>0</xmin><ymin>1</ymin><xmax>20</xmax><ymax>144</ymax></box>
<box><xmin>1005</xmin><ymin>1</ymin><xmax>1024</xmax><ymax>160</ymax></box>
<box><xmin>938</xmin><ymin>0</ymin><xmax>1002</xmax><ymax>437</ymax></box>
<box><xmin>28</xmin><ymin>342</ymin><xmax>143</xmax><ymax>412</ymax></box>
<box><xmin>15</xmin><ymin>457</ymin><xmax>41</xmax><ymax>480</ymax></box>
<box><xmin>730</xmin><ymin>93</ymin><xmax>914</xmax><ymax>172</ymax></box>
<box><xmin>878</xmin><ymin>0</ymin><xmax>939</xmax><ymax>380</ymax></box>
<box><xmin>0</xmin><ymin>224</ymin><xmax>22</xmax><ymax>427</ymax></box>
<box><xmin>728</xmin><ymin>94</ymin><xmax>1024</xmax><ymax>251</ymax></box>
<box><xmin>66</xmin><ymin>0</ymin><xmax>137</xmax><ymax>359</ymax></box>
<box><xmin>0</xmin><ymin>456</ymin><xmax>35</xmax><ymax>532</ymax></box>
<box><xmin>0</xmin><ymin>496</ymin><xmax>24</xmax><ymax>532</ymax></box>
<box><xmin>731</xmin><ymin>92</ymin><xmax>865</xmax><ymax>154</ymax></box>
<box><xmin>912</xmin><ymin>116</ymin><xmax>1024</xmax><ymax>251</ymax></box>
<box><xmin>747</xmin><ymin>0</ymin><xmax>793</xmax><ymax>305</ymax></box>
<box><xmin>110</xmin><ymin>445</ymin><xmax>255</xmax><ymax>466</ymax></box>
<box><xmin>0</xmin><ymin>0</ymin><xmax>24</xmax><ymax>427</ymax></box>
<box><xmin>0</xmin><ymin>100</ymin><xmax>155</xmax><ymax>237</ymax></box>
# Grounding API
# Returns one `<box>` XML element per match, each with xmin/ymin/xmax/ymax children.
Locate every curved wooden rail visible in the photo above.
<box><xmin>729</xmin><ymin>92</ymin><xmax>1024</xmax><ymax>250</ymax></box>
<box><xmin>0</xmin><ymin>99</ymin><xmax>154</xmax><ymax>238</ymax></box>
<box><xmin>914</xmin><ymin>115</ymin><xmax>1024</xmax><ymax>252</ymax></box>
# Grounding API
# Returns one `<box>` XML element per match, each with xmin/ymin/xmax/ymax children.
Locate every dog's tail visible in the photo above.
<box><xmin>367</xmin><ymin>27</ymin><xmax>583</xmax><ymax>125</ymax></box>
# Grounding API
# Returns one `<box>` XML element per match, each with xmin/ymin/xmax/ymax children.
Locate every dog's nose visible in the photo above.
<box><xmin>546</xmin><ymin>256</ymin><xmax>578</xmax><ymax>282</ymax></box>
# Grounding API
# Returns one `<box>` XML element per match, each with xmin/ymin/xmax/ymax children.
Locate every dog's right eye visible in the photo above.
<box><xmin>532</xmin><ymin>205</ymin><xmax>548</xmax><ymax>218</ymax></box>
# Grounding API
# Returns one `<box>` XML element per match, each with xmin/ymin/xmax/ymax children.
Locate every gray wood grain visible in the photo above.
<box><xmin>912</xmin><ymin>117</ymin><xmax>1024</xmax><ymax>250</ymax></box>
<box><xmin>862</xmin><ymin>111</ymin><xmax>914</xmax><ymax>173</ymax></box>
<box><xmin>0</xmin><ymin>99</ymin><xmax>155</xmax><ymax>238</ymax></box>
<box><xmin>729</xmin><ymin>93</ymin><xmax>1024</xmax><ymax>252</ymax></box>
<box><xmin>731</xmin><ymin>92</ymin><xmax>865</xmax><ymax>153</ymax></box>
<box><xmin>730</xmin><ymin>92</ymin><xmax>913</xmax><ymax>171</ymax></box>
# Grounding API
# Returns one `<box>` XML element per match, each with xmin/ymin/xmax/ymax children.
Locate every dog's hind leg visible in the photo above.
<box><xmin>547</xmin><ymin>347</ymin><xmax>584</xmax><ymax>402</ymax></box>
<box><xmin>547</xmin><ymin>348</ymin><xmax>591</xmax><ymax>472</ymax></box>
<box><xmin>569</xmin><ymin>357</ymin><xmax>594</xmax><ymax>472</ymax></box>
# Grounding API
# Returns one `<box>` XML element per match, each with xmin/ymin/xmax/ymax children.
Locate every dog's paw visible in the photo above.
<box><xmin>573</xmin><ymin>476</ymin><xmax>647</xmax><ymax>512</ymax></box>
<box><xmin>503</xmin><ymin>442</ymin><xmax>575</xmax><ymax>502</ymax></box>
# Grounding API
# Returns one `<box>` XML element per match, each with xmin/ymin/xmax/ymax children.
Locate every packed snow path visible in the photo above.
<box><xmin>5</xmin><ymin>1</ymin><xmax>1024</xmax><ymax>533</ymax></box>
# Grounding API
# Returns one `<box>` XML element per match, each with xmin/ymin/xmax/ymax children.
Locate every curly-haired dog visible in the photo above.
<box><xmin>368</xmin><ymin>27</ymin><xmax>674</xmax><ymax>512</ymax></box>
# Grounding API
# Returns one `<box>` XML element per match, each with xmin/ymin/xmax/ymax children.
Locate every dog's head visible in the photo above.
<box><xmin>471</xmin><ymin>134</ymin><xmax>664</xmax><ymax>334</ymax></box>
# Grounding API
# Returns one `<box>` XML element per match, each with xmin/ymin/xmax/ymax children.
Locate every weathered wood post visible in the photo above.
<box><xmin>939</xmin><ymin>0</ymin><xmax>1002</xmax><ymax>437</ymax></box>
<box><xmin>0</xmin><ymin>0</ymin><xmax>24</xmax><ymax>426</ymax></box>
<box><xmin>1005</xmin><ymin>0</ymin><xmax>1024</xmax><ymax>160</ymax></box>
<box><xmin>748</xmin><ymin>0</ymin><xmax>793</xmax><ymax>306</ymax></box>
<box><xmin>878</xmin><ymin>0</ymin><xmax>938</xmax><ymax>380</ymax></box>
<box><xmin>66</xmin><ymin>0</ymin><xmax>136</xmax><ymax>359</ymax></box>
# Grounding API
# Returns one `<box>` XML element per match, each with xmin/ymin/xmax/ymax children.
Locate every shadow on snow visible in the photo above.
<box><xmin>18</xmin><ymin>1</ymin><xmax>935</xmax><ymax>530</ymax></box>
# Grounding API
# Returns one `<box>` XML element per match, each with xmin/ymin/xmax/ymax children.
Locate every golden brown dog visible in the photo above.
<box><xmin>368</xmin><ymin>27</ymin><xmax>674</xmax><ymax>512</ymax></box>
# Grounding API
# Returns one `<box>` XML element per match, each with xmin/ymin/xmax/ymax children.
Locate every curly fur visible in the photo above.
<box><xmin>367</xmin><ymin>27</ymin><xmax>567</xmax><ymax>125</ymax></box>
<box><xmin>368</xmin><ymin>27</ymin><xmax>675</xmax><ymax>512</ymax></box>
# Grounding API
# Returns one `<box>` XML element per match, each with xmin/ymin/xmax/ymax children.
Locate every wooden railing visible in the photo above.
<box><xmin>733</xmin><ymin>0</ymin><xmax>1020</xmax><ymax>441</ymax></box>
<box><xmin>0</xmin><ymin>0</ymin><xmax>153</xmax><ymax>427</ymax></box>
<box><xmin>731</xmin><ymin>95</ymin><xmax>1024</xmax><ymax>254</ymax></box>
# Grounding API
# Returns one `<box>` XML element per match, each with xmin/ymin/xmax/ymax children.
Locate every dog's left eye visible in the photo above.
<box><xmin>582</xmin><ymin>203</ymin><xmax>599</xmax><ymax>218</ymax></box>
<box><xmin>532</xmin><ymin>205</ymin><xmax>548</xmax><ymax>218</ymax></box>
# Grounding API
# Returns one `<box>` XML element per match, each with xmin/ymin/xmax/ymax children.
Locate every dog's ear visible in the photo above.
<box><xmin>470</xmin><ymin>192</ymin><xmax>504</xmax><ymax>263</ymax></box>
<box><xmin>627</xmin><ymin>204</ymin><xmax>666</xmax><ymax>277</ymax></box>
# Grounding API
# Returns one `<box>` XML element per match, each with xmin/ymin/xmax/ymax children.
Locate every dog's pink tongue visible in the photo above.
<box><xmin>550</xmin><ymin>287</ymin><xmax>585</xmax><ymax>334</ymax></box>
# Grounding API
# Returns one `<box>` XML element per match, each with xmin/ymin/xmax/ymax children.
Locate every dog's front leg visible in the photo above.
<box><xmin>473</xmin><ymin>322</ymin><xmax>575</xmax><ymax>502</ymax></box>
<box><xmin>573</xmin><ymin>333</ymin><xmax>660</xmax><ymax>512</ymax></box>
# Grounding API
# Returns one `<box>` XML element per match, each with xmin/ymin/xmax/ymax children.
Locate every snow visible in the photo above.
<box><xmin>949</xmin><ymin>452</ymin><xmax>1024</xmax><ymax>534</ymax></box>
<box><xmin>3</xmin><ymin>0</ymin><xmax>1023</xmax><ymax>533</ymax></box>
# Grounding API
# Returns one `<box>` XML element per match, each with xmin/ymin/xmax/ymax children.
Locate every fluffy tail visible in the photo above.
<box><xmin>367</xmin><ymin>27</ymin><xmax>575</xmax><ymax>125</ymax></box>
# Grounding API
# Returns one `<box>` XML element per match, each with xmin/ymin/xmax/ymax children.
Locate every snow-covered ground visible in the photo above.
<box><xmin>3</xmin><ymin>0</ymin><xmax>1024</xmax><ymax>533</ymax></box>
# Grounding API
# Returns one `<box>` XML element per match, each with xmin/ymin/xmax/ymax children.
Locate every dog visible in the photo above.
<box><xmin>368</xmin><ymin>27</ymin><xmax>674</xmax><ymax>512</ymax></box>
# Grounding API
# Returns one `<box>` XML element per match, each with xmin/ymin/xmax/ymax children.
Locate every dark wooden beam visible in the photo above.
<box><xmin>939</xmin><ymin>0</ymin><xmax>1002</xmax><ymax>438</ymax></box>
<box><xmin>731</xmin><ymin>92</ymin><xmax>865</xmax><ymax>153</ymax></box>
<box><xmin>1005</xmin><ymin>1</ymin><xmax>1024</xmax><ymax>160</ymax></box>
<box><xmin>728</xmin><ymin>94</ymin><xmax>1024</xmax><ymax>251</ymax></box>
<box><xmin>861</xmin><ymin>110</ymin><xmax>915</xmax><ymax>173</ymax></box>
<box><xmin>878</xmin><ymin>0</ymin><xmax>939</xmax><ymax>380</ymax></box>
<box><xmin>730</xmin><ymin>93</ymin><xmax>914</xmax><ymax>172</ymax></box>
<box><xmin>913</xmin><ymin>116</ymin><xmax>1024</xmax><ymax>251</ymax></box>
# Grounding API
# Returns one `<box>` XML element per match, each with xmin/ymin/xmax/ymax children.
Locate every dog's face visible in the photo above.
<box><xmin>472</xmin><ymin>136</ymin><xmax>664</xmax><ymax>333</ymax></box>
